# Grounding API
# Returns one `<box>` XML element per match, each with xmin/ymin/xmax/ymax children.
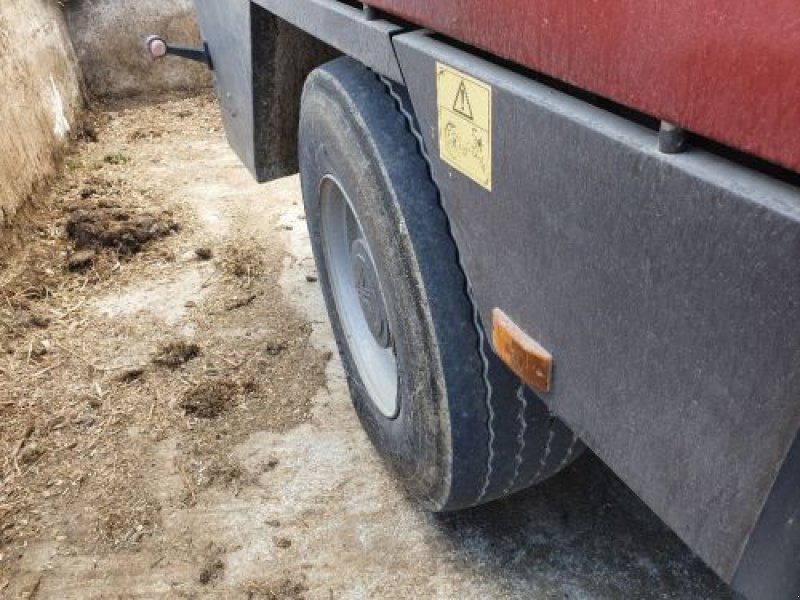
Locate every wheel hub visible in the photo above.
<box><xmin>319</xmin><ymin>175</ymin><xmax>398</xmax><ymax>419</ymax></box>
<box><xmin>350</xmin><ymin>239</ymin><xmax>391</xmax><ymax>349</ymax></box>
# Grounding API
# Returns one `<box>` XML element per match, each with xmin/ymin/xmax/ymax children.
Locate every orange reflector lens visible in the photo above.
<box><xmin>491</xmin><ymin>308</ymin><xmax>553</xmax><ymax>393</ymax></box>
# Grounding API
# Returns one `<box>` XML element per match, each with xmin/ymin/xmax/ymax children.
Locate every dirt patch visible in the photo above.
<box><xmin>179</xmin><ymin>379</ymin><xmax>238</xmax><ymax>418</ymax></box>
<box><xmin>195</xmin><ymin>246</ymin><xmax>213</xmax><ymax>260</ymax></box>
<box><xmin>202</xmin><ymin>455</ymin><xmax>250</xmax><ymax>490</ymax></box>
<box><xmin>152</xmin><ymin>339</ymin><xmax>201</xmax><ymax>368</ymax></box>
<box><xmin>66</xmin><ymin>206</ymin><xmax>178</xmax><ymax>255</ymax></box>
<box><xmin>198</xmin><ymin>543</ymin><xmax>226</xmax><ymax>585</ymax></box>
<box><xmin>102</xmin><ymin>151</ymin><xmax>131</xmax><ymax>166</ymax></box>
<box><xmin>117</xmin><ymin>367</ymin><xmax>146</xmax><ymax>383</ymax></box>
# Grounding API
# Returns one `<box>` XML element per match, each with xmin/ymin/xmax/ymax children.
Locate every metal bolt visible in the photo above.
<box><xmin>363</xmin><ymin>5</ymin><xmax>379</xmax><ymax>20</ymax></box>
<box><xmin>658</xmin><ymin>121</ymin><xmax>688</xmax><ymax>154</ymax></box>
<box><xmin>145</xmin><ymin>35</ymin><xmax>168</xmax><ymax>59</ymax></box>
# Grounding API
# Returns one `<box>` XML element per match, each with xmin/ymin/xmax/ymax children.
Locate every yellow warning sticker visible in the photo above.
<box><xmin>436</xmin><ymin>63</ymin><xmax>492</xmax><ymax>190</ymax></box>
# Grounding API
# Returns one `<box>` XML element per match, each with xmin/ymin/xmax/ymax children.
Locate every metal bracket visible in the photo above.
<box><xmin>658</xmin><ymin>121</ymin><xmax>688</xmax><ymax>154</ymax></box>
<box><xmin>145</xmin><ymin>35</ymin><xmax>214</xmax><ymax>70</ymax></box>
<box><xmin>363</xmin><ymin>4</ymin><xmax>379</xmax><ymax>20</ymax></box>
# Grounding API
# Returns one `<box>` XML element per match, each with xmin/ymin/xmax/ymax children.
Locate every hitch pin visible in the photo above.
<box><xmin>145</xmin><ymin>35</ymin><xmax>214</xmax><ymax>70</ymax></box>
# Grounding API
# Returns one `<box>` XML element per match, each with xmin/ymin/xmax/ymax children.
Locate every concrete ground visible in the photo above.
<box><xmin>0</xmin><ymin>93</ymin><xmax>733</xmax><ymax>599</ymax></box>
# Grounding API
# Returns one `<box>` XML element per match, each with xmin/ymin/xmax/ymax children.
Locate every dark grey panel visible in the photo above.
<box><xmin>195</xmin><ymin>1</ymin><xmax>340</xmax><ymax>181</ymax></box>
<box><xmin>194</xmin><ymin>0</ymin><xmax>255</xmax><ymax>173</ymax></box>
<box><xmin>733</xmin><ymin>431</ymin><xmax>800</xmax><ymax>600</ymax></box>
<box><xmin>195</xmin><ymin>0</ymin><xmax>403</xmax><ymax>181</ymax></box>
<box><xmin>249</xmin><ymin>7</ymin><xmax>339</xmax><ymax>180</ymax></box>
<box><xmin>253</xmin><ymin>0</ymin><xmax>404</xmax><ymax>82</ymax></box>
<box><xmin>393</xmin><ymin>31</ymin><xmax>800</xmax><ymax>584</ymax></box>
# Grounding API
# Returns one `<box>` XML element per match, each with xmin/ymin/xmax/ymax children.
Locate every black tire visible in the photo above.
<box><xmin>299</xmin><ymin>57</ymin><xmax>582</xmax><ymax>511</ymax></box>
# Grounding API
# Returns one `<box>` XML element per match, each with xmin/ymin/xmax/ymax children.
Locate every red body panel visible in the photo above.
<box><xmin>369</xmin><ymin>0</ymin><xmax>800</xmax><ymax>173</ymax></box>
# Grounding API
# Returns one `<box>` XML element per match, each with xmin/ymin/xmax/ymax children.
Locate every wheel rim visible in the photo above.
<box><xmin>319</xmin><ymin>175</ymin><xmax>399</xmax><ymax>418</ymax></box>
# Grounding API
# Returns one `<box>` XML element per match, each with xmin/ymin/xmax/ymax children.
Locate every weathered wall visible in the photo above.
<box><xmin>64</xmin><ymin>0</ymin><xmax>212</xmax><ymax>97</ymax></box>
<box><xmin>0</xmin><ymin>0</ymin><xmax>83</xmax><ymax>226</ymax></box>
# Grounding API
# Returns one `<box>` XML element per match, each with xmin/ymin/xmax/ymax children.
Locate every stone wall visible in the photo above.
<box><xmin>0</xmin><ymin>0</ymin><xmax>212</xmax><ymax>231</ymax></box>
<box><xmin>0</xmin><ymin>0</ymin><xmax>83</xmax><ymax>226</ymax></box>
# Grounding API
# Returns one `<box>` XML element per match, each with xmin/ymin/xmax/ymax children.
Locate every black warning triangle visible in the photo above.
<box><xmin>453</xmin><ymin>81</ymin><xmax>474</xmax><ymax>120</ymax></box>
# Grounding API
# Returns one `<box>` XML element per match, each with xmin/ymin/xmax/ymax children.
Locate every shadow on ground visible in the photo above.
<box><xmin>431</xmin><ymin>453</ymin><xmax>733</xmax><ymax>599</ymax></box>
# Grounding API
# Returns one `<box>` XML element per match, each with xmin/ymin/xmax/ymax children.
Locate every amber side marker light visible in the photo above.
<box><xmin>491</xmin><ymin>308</ymin><xmax>553</xmax><ymax>393</ymax></box>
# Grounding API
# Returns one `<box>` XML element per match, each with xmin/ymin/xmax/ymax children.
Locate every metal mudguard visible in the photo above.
<box><xmin>194</xmin><ymin>0</ymin><xmax>402</xmax><ymax>182</ymax></box>
<box><xmin>392</xmin><ymin>31</ymin><xmax>800</xmax><ymax>598</ymax></box>
<box><xmin>194</xmin><ymin>0</ymin><xmax>340</xmax><ymax>181</ymax></box>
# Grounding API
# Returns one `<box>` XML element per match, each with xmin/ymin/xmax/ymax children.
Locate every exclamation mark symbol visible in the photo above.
<box><xmin>453</xmin><ymin>81</ymin><xmax>474</xmax><ymax>120</ymax></box>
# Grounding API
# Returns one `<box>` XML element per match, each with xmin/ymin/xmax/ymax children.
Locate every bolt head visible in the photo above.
<box><xmin>146</xmin><ymin>36</ymin><xmax>168</xmax><ymax>59</ymax></box>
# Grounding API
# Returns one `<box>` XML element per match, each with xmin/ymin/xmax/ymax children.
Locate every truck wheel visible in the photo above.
<box><xmin>299</xmin><ymin>57</ymin><xmax>582</xmax><ymax>511</ymax></box>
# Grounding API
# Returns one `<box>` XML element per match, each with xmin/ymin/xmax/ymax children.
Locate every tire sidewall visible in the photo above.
<box><xmin>299</xmin><ymin>64</ymin><xmax>451</xmax><ymax>507</ymax></box>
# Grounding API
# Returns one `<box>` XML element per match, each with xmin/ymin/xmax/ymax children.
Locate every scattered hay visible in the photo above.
<box><xmin>128</xmin><ymin>128</ymin><xmax>163</xmax><ymax>141</ymax></box>
<box><xmin>116</xmin><ymin>368</ymin><xmax>146</xmax><ymax>383</ymax></box>
<box><xmin>96</xmin><ymin>498</ymin><xmax>158</xmax><ymax>548</ymax></box>
<box><xmin>218</xmin><ymin>239</ymin><xmax>266</xmax><ymax>280</ymax></box>
<box><xmin>226</xmin><ymin>293</ymin><xmax>259</xmax><ymax>311</ymax></box>
<box><xmin>244</xmin><ymin>576</ymin><xmax>307</xmax><ymax>600</ymax></box>
<box><xmin>0</xmin><ymin>92</ymin><xmax>329</xmax><ymax>594</ymax></box>
<box><xmin>0</xmin><ymin>256</ymin><xmax>61</xmax><ymax>308</ymax></box>
<box><xmin>102</xmin><ymin>152</ymin><xmax>130</xmax><ymax>165</ymax></box>
<box><xmin>202</xmin><ymin>456</ymin><xmax>251</xmax><ymax>490</ymax></box>
<box><xmin>66</xmin><ymin>249</ymin><xmax>97</xmax><ymax>272</ymax></box>
<box><xmin>0</xmin><ymin>307</ymin><xmax>50</xmax><ymax>335</ymax></box>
